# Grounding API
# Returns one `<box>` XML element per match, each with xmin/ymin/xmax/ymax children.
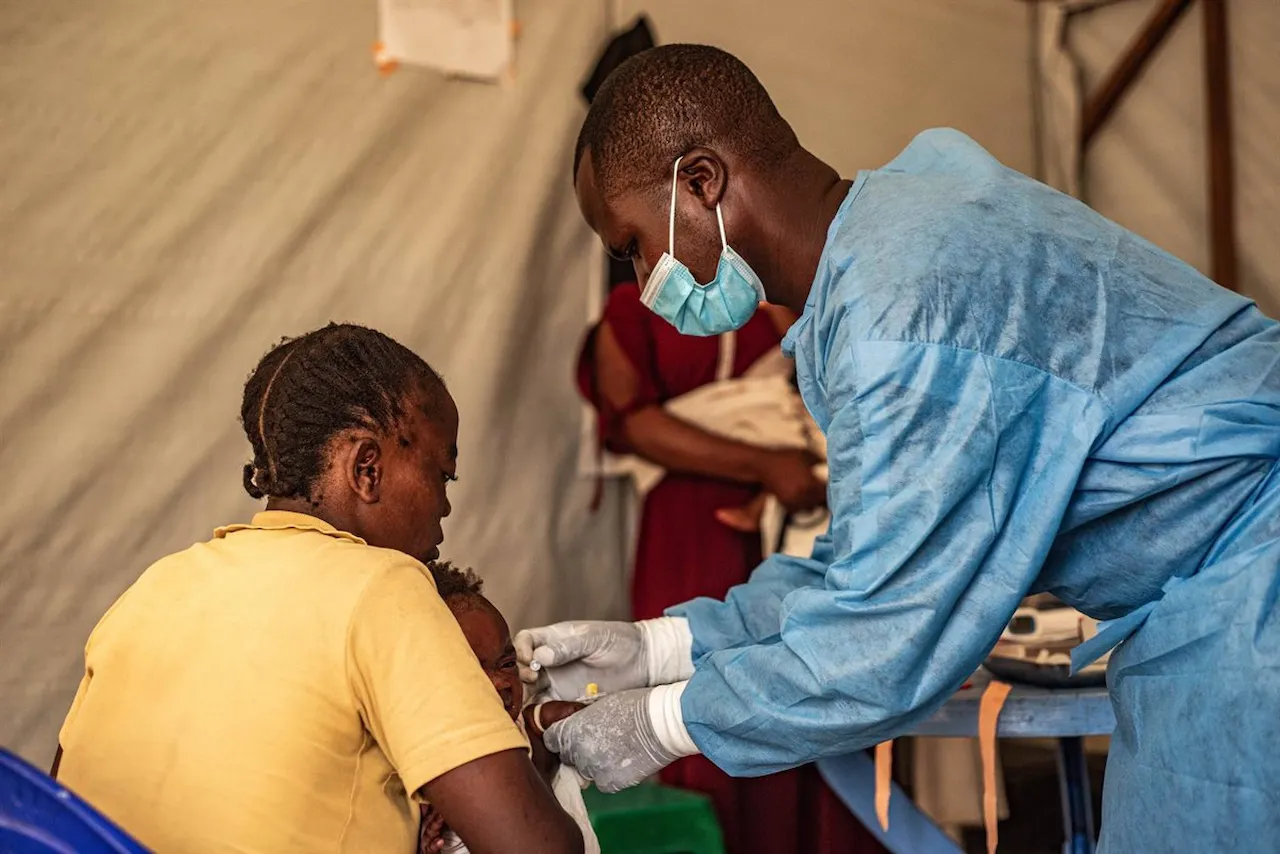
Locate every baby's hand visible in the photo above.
<box><xmin>418</xmin><ymin>804</ymin><xmax>447</xmax><ymax>854</ymax></box>
<box><xmin>715</xmin><ymin>491</ymin><xmax>770</xmax><ymax>533</ymax></box>
<box><xmin>529</xmin><ymin>700</ymin><xmax>587</xmax><ymax>732</ymax></box>
<box><xmin>525</xmin><ymin>701</ymin><xmax>587</xmax><ymax>780</ymax></box>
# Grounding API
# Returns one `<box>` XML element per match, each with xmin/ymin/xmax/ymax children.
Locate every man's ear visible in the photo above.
<box><xmin>344</xmin><ymin>435</ymin><xmax>383</xmax><ymax>504</ymax></box>
<box><xmin>677</xmin><ymin>148</ymin><xmax>727</xmax><ymax>210</ymax></box>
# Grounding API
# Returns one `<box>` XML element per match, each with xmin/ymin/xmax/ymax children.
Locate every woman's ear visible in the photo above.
<box><xmin>345</xmin><ymin>435</ymin><xmax>383</xmax><ymax>504</ymax></box>
<box><xmin>678</xmin><ymin>148</ymin><xmax>727</xmax><ymax>210</ymax></box>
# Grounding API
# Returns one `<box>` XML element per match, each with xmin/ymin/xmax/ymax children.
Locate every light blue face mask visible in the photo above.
<box><xmin>638</xmin><ymin>156</ymin><xmax>767</xmax><ymax>337</ymax></box>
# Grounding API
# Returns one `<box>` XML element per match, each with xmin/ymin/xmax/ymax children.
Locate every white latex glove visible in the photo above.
<box><xmin>514</xmin><ymin>617</ymin><xmax>694</xmax><ymax>701</ymax></box>
<box><xmin>543</xmin><ymin>682</ymin><xmax>699</xmax><ymax>793</ymax></box>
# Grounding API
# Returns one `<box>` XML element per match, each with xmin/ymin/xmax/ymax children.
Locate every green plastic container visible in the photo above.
<box><xmin>583</xmin><ymin>782</ymin><xmax>725</xmax><ymax>854</ymax></box>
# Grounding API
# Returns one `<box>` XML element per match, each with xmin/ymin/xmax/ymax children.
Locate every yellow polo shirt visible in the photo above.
<box><xmin>57</xmin><ymin>511</ymin><xmax>525</xmax><ymax>854</ymax></box>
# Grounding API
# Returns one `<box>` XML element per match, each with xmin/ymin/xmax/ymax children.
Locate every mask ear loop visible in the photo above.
<box><xmin>670</xmin><ymin>155</ymin><xmax>729</xmax><ymax>255</ymax></box>
<box><xmin>668</xmin><ymin>156</ymin><xmax>683</xmax><ymax>255</ymax></box>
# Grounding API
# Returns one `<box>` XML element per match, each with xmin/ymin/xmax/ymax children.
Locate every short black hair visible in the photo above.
<box><xmin>574</xmin><ymin>44</ymin><xmax>798</xmax><ymax>197</ymax></box>
<box><xmin>240</xmin><ymin>323</ymin><xmax>448</xmax><ymax>503</ymax></box>
<box><xmin>428</xmin><ymin>560</ymin><xmax>485</xmax><ymax>601</ymax></box>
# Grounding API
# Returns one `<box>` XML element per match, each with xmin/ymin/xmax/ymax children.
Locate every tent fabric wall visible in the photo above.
<box><xmin>0</xmin><ymin>0</ymin><xmax>629</xmax><ymax>765</ymax></box>
<box><xmin>619</xmin><ymin>0</ymin><xmax>1036</xmax><ymax>179</ymax></box>
<box><xmin>0</xmin><ymin>0</ymin><xmax>1044</xmax><ymax>772</ymax></box>
<box><xmin>1035</xmin><ymin>0</ymin><xmax>1280</xmax><ymax>316</ymax></box>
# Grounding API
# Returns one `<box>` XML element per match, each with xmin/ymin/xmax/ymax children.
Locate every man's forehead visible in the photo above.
<box><xmin>574</xmin><ymin>152</ymin><xmax>603</xmax><ymax>228</ymax></box>
<box><xmin>576</xmin><ymin>153</ymin><xmax>657</xmax><ymax>243</ymax></box>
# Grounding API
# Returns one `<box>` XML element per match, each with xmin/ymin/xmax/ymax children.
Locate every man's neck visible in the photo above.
<box><xmin>763</xmin><ymin>152</ymin><xmax>852</xmax><ymax>315</ymax></box>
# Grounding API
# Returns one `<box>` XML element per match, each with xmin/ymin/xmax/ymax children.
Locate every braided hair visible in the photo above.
<box><xmin>240</xmin><ymin>323</ymin><xmax>448</xmax><ymax>504</ymax></box>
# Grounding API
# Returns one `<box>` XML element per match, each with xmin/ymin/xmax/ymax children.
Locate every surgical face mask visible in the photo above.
<box><xmin>638</xmin><ymin>156</ymin><xmax>766</xmax><ymax>337</ymax></box>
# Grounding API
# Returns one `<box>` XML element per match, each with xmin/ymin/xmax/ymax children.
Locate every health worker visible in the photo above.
<box><xmin>517</xmin><ymin>44</ymin><xmax>1280</xmax><ymax>853</ymax></box>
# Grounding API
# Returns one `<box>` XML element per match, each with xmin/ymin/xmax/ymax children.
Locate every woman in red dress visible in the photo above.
<box><xmin>576</xmin><ymin>283</ymin><xmax>885</xmax><ymax>854</ymax></box>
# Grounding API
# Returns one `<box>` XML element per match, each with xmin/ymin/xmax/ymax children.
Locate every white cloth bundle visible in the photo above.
<box><xmin>549</xmin><ymin>764</ymin><xmax>598</xmax><ymax>854</ymax></box>
<box><xmin>611</xmin><ymin>345</ymin><xmax>829</xmax><ymax>558</ymax></box>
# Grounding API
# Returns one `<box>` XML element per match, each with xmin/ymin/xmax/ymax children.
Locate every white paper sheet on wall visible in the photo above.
<box><xmin>376</xmin><ymin>0</ymin><xmax>513</xmax><ymax>81</ymax></box>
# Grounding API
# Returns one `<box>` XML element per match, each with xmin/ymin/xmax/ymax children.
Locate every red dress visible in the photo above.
<box><xmin>577</xmin><ymin>284</ymin><xmax>885</xmax><ymax>854</ymax></box>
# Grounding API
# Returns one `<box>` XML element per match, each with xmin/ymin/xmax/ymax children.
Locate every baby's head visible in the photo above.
<box><xmin>428</xmin><ymin>561</ymin><xmax>522</xmax><ymax>721</ymax></box>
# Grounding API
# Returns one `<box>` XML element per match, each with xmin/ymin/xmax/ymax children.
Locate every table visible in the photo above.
<box><xmin>817</xmin><ymin>670</ymin><xmax>1115</xmax><ymax>854</ymax></box>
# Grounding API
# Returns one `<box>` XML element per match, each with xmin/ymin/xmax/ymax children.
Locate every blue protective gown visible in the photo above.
<box><xmin>669</xmin><ymin>129</ymin><xmax>1280</xmax><ymax>851</ymax></box>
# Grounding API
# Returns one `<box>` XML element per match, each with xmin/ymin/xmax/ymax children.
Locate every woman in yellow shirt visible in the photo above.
<box><xmin>55</xmin><ymin>323</ymin><xmax>582</xmax><ymax>854</ymax></box>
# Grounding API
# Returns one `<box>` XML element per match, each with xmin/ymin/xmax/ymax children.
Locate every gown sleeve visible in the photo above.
<box><xmin>669</xmin><ymin>536</ymin><xmax>834</xmax><ymax>658</ymax></box>
<box><xmin>677</xmin><ymin>335</ymin><xmax>1110</xmax><ymax>776</ymax></box>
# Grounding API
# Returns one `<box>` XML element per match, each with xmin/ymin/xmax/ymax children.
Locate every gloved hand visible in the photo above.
<box><xmin>514</xmin><ymin>617</ymin><xmax>694</xmax><ymax>701</ymax></box>
<box><xmin>542</xmin><ymin>682</ymin><xmax>699</xmax><ymax>793</ymax></box>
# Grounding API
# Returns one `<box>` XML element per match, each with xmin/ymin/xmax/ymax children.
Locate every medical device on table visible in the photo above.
<box><xmin>1004</xmin><ymin>606</ymin><xmax>1089</xmax><ymax>645</ymax></box>
<box><xmin>984</xmin><ymin>598</ymin><xmax>1107</xmax><ymax>688</ymax></box>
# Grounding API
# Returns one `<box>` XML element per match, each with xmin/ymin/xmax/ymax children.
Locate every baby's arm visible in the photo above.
<box><xmin>525</xmin><ymin>701</ymin><xmax>587</xmax><ymax>784</ymax></box>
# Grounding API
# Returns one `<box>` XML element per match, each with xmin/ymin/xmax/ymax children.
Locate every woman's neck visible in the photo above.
<box><xmin>264</xmin><ymin>497</ymin><xmax>357</xmax><ymax>536</ymax></box>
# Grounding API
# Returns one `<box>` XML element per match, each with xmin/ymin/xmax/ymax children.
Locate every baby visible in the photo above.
<box><xmin>421</xmin><ymin>562</ymin><xmax>586</xmax><ymax>854</ymax></box>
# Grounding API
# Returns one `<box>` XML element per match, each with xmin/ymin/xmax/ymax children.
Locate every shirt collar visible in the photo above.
<box><xmin>214</xmin><ymin>511</ymin><xmax>366</xmax><ymax>545</ymax></box>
